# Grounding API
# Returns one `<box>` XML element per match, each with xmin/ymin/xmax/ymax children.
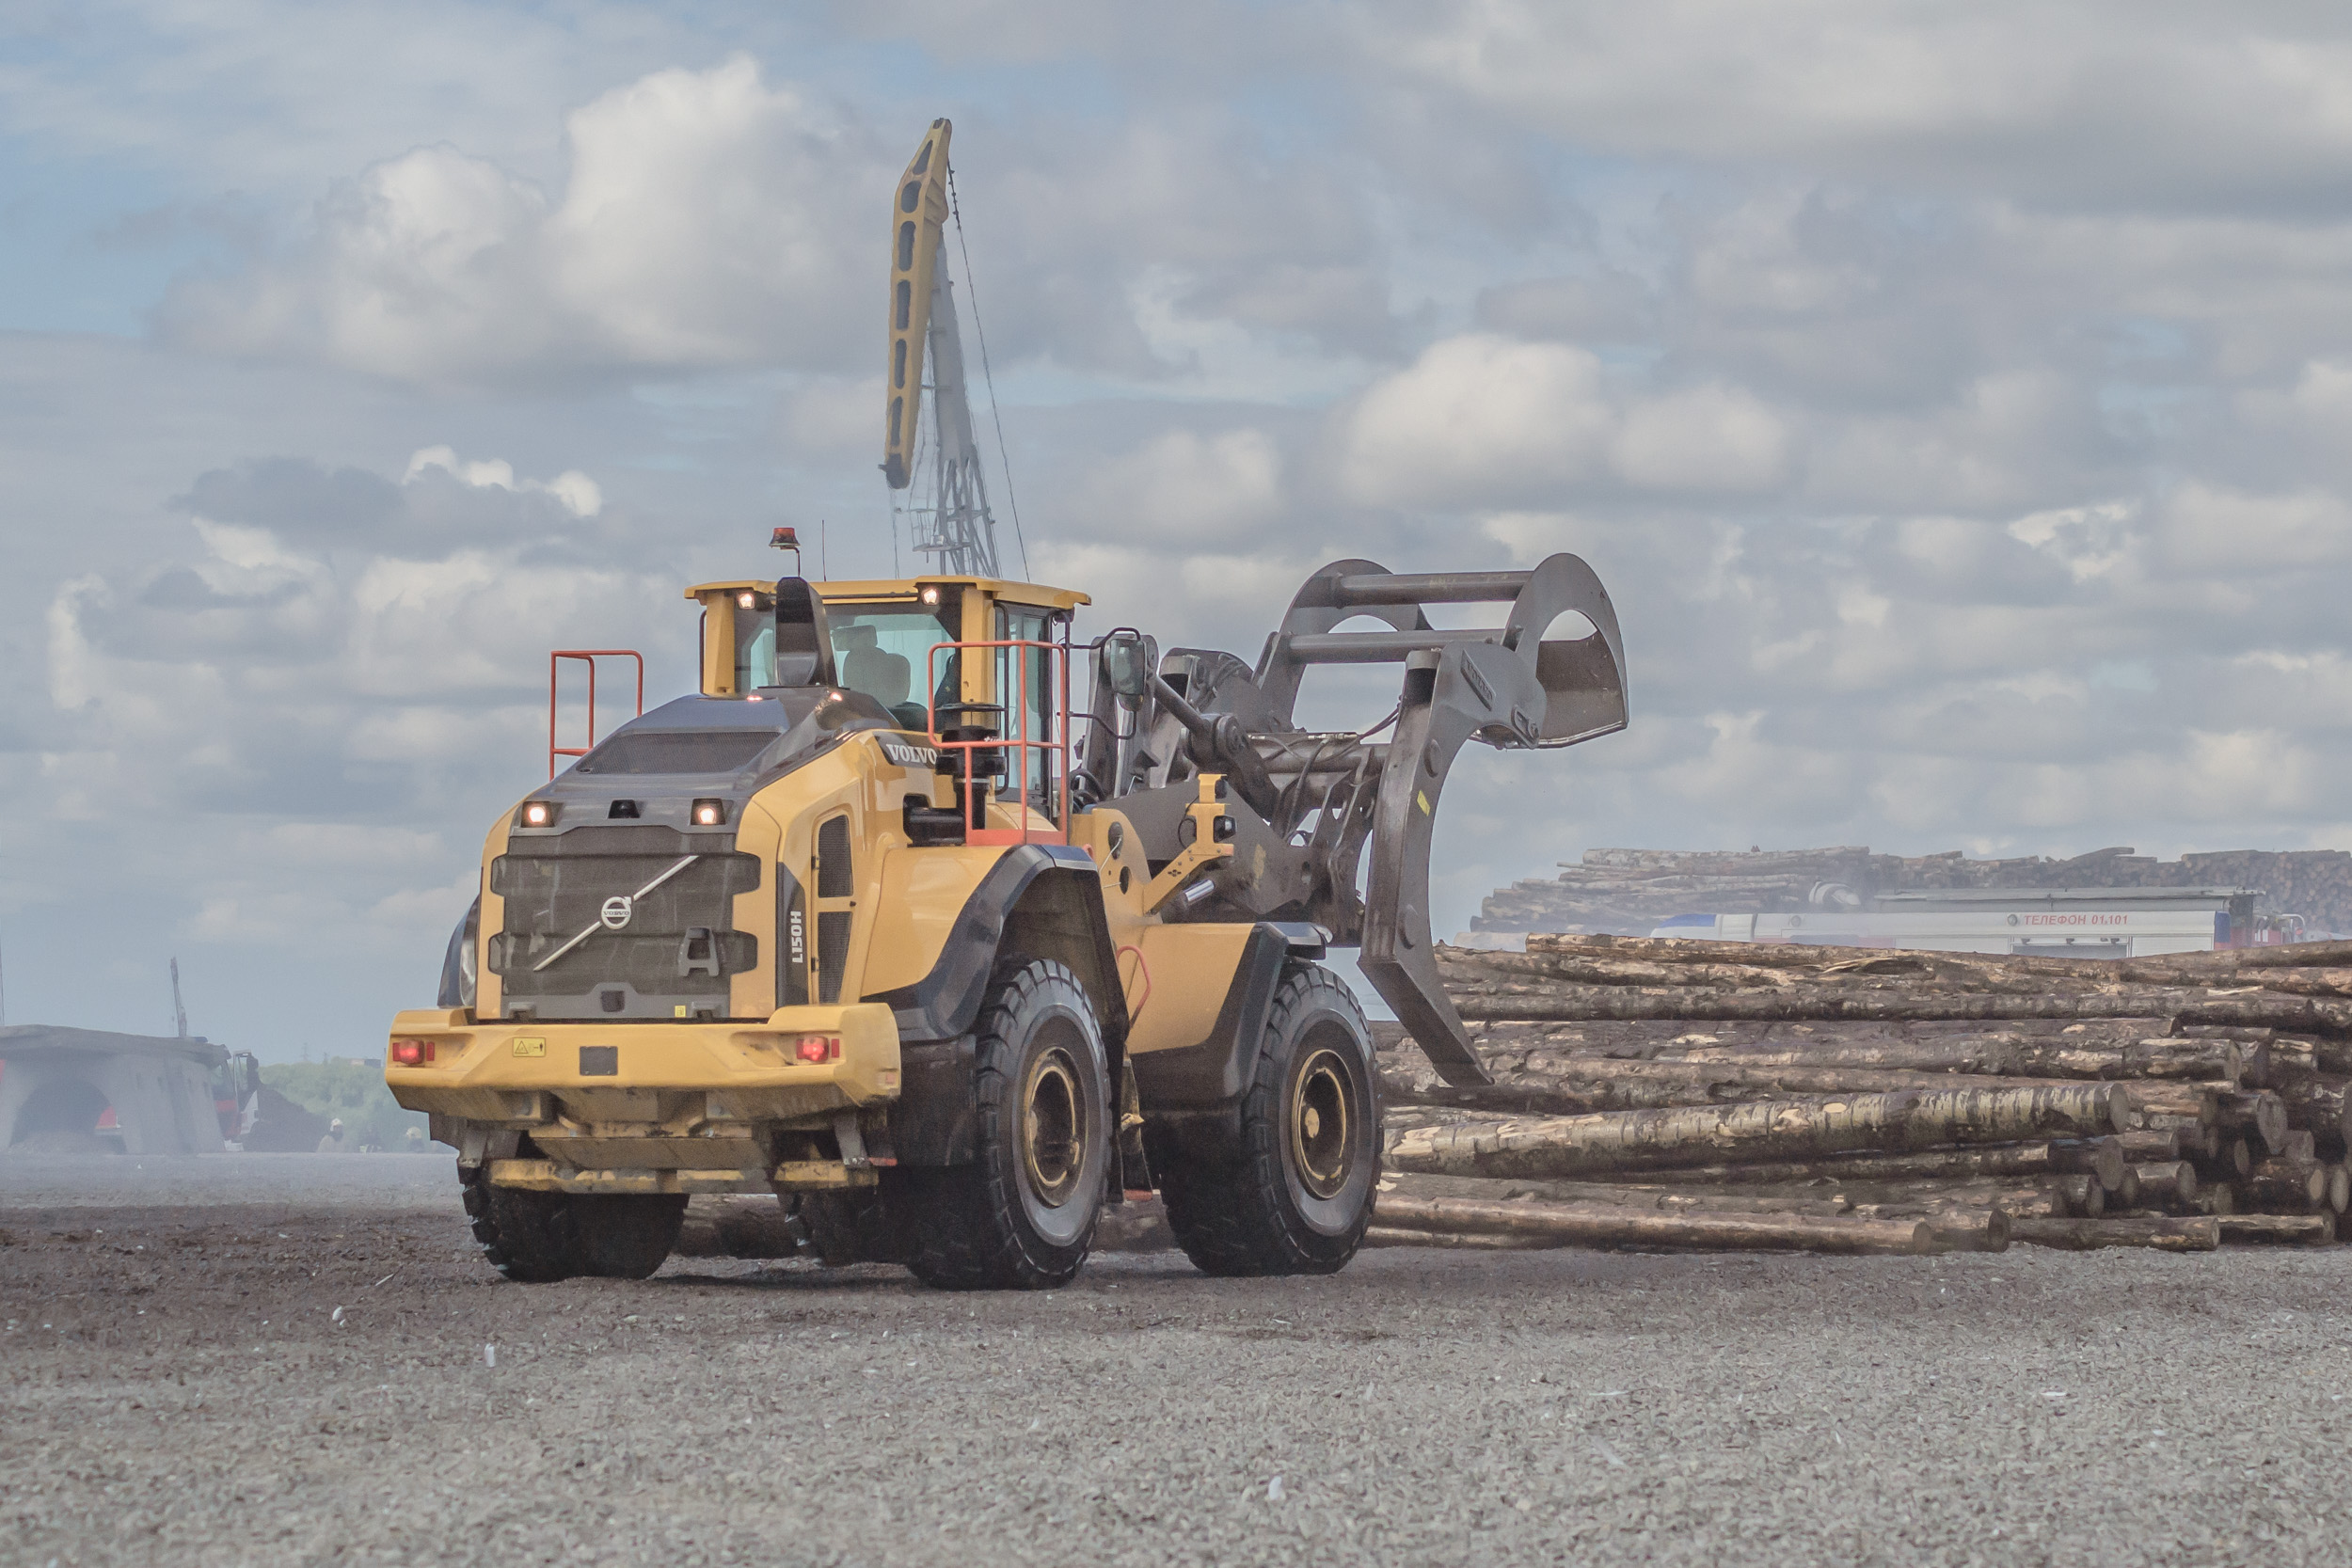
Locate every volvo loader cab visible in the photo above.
<box><xmin>387</xmin><ymin>556</ymin><xmax>1628</xmax><ymax>1290</ymax></box>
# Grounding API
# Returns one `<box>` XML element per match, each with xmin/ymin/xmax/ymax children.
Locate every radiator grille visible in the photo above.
<box><xmin>490</xmin><ymin>827</ymin><xmax>760</xmax><ymax>1020</ymax></box>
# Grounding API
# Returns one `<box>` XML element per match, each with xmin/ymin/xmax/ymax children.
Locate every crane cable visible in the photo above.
<box><xmin>946</xmin><ymin>166</ymin><xmax>1030</xmax><ymax>580</ymax></box>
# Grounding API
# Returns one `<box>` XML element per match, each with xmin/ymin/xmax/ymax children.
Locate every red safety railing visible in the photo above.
<box><xmin>548</xmin><ymin>650</ymin><xmax>644</xmax><ymax>778</ymax></box>
<box><xmin>925</xmin><ymin>638</ymin><xmax>1070</xmax><ymax>846</ymax></box>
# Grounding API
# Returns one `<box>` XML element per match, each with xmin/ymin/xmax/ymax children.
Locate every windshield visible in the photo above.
<box><xmin>828</xmin><ymin>603</ymin><xmax>959</xmax><ymax>730</ymax></box>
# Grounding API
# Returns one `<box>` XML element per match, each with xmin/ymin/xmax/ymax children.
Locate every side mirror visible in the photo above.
<box><xmin>1099</xmin><ymin>630</ymin><xmax>1155</xmax><ymax>710</ymax></box>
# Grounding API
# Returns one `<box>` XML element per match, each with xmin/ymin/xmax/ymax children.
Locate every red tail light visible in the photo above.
<box><xmin>795</xmin><ymin>1036</ymin><xmax>841</xmax><ymax>1064</ymax></box>
<box><xmin>389</xmin><ymin>1038</ymin><xmax>435</xmax><ymax>1067</ymax></box>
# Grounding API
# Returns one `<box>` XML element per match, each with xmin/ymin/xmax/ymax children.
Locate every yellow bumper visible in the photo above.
<box><xmin>384</xmin><ymin>1003</ymin><xmax>902</xmax><ymax>1125</ymax></box>
<box><xmin>483</xmin><ymin>1159</ymin><xmax>875</xmax><ymax>1195</ymax></box>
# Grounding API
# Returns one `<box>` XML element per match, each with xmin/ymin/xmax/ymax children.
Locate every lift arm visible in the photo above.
<box><xmin>883</xmin><ymin>119</ymin><xmax>953</xmax><ymax>490</ymax></box>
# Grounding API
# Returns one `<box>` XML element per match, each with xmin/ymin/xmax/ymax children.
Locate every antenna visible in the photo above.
<box><xmin>171</xmin><ymin>957</ymin><xmax>188</xmax><ymax>1039</ymax></box>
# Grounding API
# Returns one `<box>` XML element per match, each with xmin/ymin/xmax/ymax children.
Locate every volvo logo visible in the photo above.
<box><xmin>600</xmin><ymin>895</ymin><xmax>634</xmax><ymax>930</ymax></box>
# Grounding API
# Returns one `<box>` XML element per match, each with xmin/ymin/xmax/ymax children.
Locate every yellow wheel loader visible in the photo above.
<box><xmin>382</xmin><ymin>118</ymin><xmax>1629</xmax><ymax>1289</ymax></box>
<box><xmin>386</xmin><ymin>561</ymin><xmax>1624</xmax><ymax>1288</ymax></box>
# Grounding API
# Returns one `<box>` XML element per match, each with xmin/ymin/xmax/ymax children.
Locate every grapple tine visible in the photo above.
<box><xmin>1256</xmin><ymin>557</ymin><xmax>1629</xmax><ymax>1085</ymax></box>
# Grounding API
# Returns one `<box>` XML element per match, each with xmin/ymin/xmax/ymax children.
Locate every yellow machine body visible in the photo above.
<box><xmin>387</xmin><ymin>575</ymin><xmax>1263</xmax><ymax>1198</ymax></box>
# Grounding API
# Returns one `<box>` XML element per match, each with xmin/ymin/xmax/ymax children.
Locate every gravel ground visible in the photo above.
<box><xmin>7</xmin><ymin>1154</ymin><xmax>2352</xmax><ymax>1567</ymax></box>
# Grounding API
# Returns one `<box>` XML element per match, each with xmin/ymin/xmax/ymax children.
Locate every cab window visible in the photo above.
<box><xmin>996</xmin><ymin>605</ymin><xmax>1059</xmax><ymax>816</ymax></box>
<box><xmin>827</xmin><ymin>598</ymin><xmax>960</xmax><ymax>730</ymax></box>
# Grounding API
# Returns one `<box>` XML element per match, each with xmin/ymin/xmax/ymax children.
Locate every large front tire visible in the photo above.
<box><xmin>906</xmin><ymin>956</ymin><xmax>1110</xmax><ymax>1291</ymax></box>
<box><xmin>1152</xmin><ymin>963</ymin><xmax>1378</xmax><ymax>1276</ymax></box>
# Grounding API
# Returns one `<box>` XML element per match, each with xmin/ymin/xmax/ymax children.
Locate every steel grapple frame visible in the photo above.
<box><xmin>1075</xmin><ymin>555</ymin><xmax>1628</xmax><ymax>1085</ymax></box>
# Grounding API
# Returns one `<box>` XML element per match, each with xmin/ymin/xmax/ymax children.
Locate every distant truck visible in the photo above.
<box><xmin>1651</xmin><ymin>885</ymin><xmax>2281</xmax><ymax>958</ymax></box>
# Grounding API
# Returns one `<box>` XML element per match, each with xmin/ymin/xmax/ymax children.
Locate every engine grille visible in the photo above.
<box><xmin>489</xmin><ymin>826</ymin><xmax>761</xmax><ymax>1020</ymax></box>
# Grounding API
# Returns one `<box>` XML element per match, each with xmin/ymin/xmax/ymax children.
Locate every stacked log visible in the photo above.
<box><xmin>1369</xmin><ymin>933</ymin><xmax>2352</xmax><ymax>1255</ymax></box>
<box><xmin>1470</xmin><ymin>845</ymin><xmax>2352</xmax><ymax>938</ymax></box>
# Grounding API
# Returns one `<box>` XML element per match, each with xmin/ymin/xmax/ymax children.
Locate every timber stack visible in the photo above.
<box><xmin>1369</xmin><ymin>933</ymin><xmax>2352</xmax><ymax>1256</ymax></box>
<box><xmin>1470</xmin><ymin>845</ymin><xmax>2352</xmax><ymax>940</ymax></box>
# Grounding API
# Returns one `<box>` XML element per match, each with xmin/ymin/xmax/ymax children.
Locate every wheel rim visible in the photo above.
<box><xmin>1290</xmin><ymin>1048</ymin><xmax>1355</xmax><ymax>1200</ymax></box>
<box><xmin>1022</xmin><ymin>1045</ymin><xmax>1085</xmax><ymax>1208</ymax></box>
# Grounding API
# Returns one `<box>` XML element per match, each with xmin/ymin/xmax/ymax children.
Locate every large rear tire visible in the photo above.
<box><xmin>460</xmin><ymin>1164</ymin><xmax>581</xmax><ymax>1283</ymax></box>
<box><xmin>572</xmin><ymin>1194</ymin><xmax>688</xmax><ymax>1278</ymax></box>
<box><xmin>799</xmin><ymin>1182</ymin><xmax>912</xmax><ymax>1266</ymax></box>
<box><xmin>1152</xmin><ymin>963</ymin><xmax>1378</xmax><ymax>1276</ymax></box>
<box><xmin>906</xmin><ymin>956</ymin><xmax>1110</xmax><ymax>1291</ymax></box>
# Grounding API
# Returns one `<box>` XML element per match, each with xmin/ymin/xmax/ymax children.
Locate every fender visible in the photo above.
<box><xmin>865</xmin><ymin>843</ymin><xmax>1121</xmax><ymax>1044</ymax></box>
<box><xmin>1128</xmin><ymin>923</ymin><xmax>1327</xmax><ymax>1108</ymax></box>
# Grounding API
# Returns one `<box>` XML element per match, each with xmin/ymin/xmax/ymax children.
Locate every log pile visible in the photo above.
<box><xmin>1469</xmin><ymin>845</ymin><xmax>2352</xmax><ymax>939</ymax></box>
<box><xmin>1371</xmin><ymin>933</ymin><xmax>2352</xmax><ymax>1256</ymax></box>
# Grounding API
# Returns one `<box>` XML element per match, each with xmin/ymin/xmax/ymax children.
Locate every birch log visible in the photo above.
<box><xmin>1370</xmin><ymin>1194</ymin><xmax>1939</xmax><ymax>1255</ymax></box>
<box><xmin>2009</xmin><ymin>1215</ymin><xmax>2219</xmax><ymax>1252</ymax></box>
<box><xmin>1625</xmin><ymin>1138</ymin><xmax>2124</xmax><ymax>1192</ymax></box>
<box><xmin>1384</xmin><ymin>1085</ymin><xmax>2124</xmax><ymax>1180</ymax></box>
<box><xmin>2217</xmin><ymin>1213</ymin><xmax>2335</xmax><ymax>1244</ymax></box>
<box><xmin>2243</xmin><ymin>1158</ymin><xmax>2328</xmax><ymax>1211</ymax></box>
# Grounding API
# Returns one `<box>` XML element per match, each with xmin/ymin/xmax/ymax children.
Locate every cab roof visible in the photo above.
<box><xmin>684</xmin><ymin>576</ymin><xmax>1090</xmax><ymax>611</ymax></box>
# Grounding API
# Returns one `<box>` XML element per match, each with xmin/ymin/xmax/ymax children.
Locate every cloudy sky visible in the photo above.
<box><xmin>8</xmin><ymin>2</ymin><xmax>2352</xmax><ymax>1054</ymax></box>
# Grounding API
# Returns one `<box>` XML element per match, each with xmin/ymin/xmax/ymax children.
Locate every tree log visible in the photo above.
<box><xmin>2124</xmin><ymin>1084</ymin><xmax>2219</xmax><ymax>1124</ymax></box>
<box><xmin>1624</xmin><ymin>1138</ymin><xmax>2124</xmax><ymax>1192</ymax></box>
<box><xmin>2144</xmin><ymin>1118</ymin><xmax>2221</xmax><ymax>1160</ymax></box>
<box><xmin>2009</xmin><ymin>1215</ymin><xmax>2219</xmax><ymax>1252</ymax></box>
<box><xmin>1830</xmin><ymin>1176</ymin><xmax>2100</xmax><ymax>1220</ymax></box>
<box><xmin>2211</xmin><ymin>1089</ymin><xmax>2290</xmax><ymax>1152</ymax></box>
<box><xmin>2265</xmin><ymin>1071</ymin><xmax>2352</xmax><ymax>1151</ymax></box>
<box><xmin>1384</xmin><ymin>1085</ymin><xmax>2124</xmax><ymax>1180</ymax></box>
<box><xmin>2217</xmin><ymin>1213</ymin><xmax>2335</xmax><ymax>1244</ymax></box>
<box><xmin>1634</xmin><ymin>1037</ymin><xmax>2241</xmax><ymax>1083</ymax></box>
<box><xmin>1375</xmin><ymin>1174</ymin><xmax>1852</xmax><ymax>1217</ymax></box>
<box><xmin>1361</xmin><ymin>1226</ymin><xmax>1558</xmax><ymax>1250</ymax></box>
<box><xmin>2118</xmin><ymin>1127</ymin><xmax>2185</xmax><ymax>1162</ymax></box>
<box><xmin>2187</xmin><ymin>1135</ymin><xmax>2250</xmax><ymax>1180</ymax></box>
<box><xmin>2243</xmin><ymin>1158</ymin><xmax>2328</xmax><ymax>1211</ymax></box>
<box><xmin>2130</xmin><ymin>1162</ymin><xmax>2199</xmax><ymax>1208</ymax></box>
<box><xmin>1387</xmin><ymin>1059</ymin><xmax>2222</xmax><ymax>1117</ymax></box>
<box><xmin>1370</xmin><ymin>1194</ymin><xmax>1939</xmax><ymax>1254</ymax></box>
<box><xmin>1448</xmin><ymin>983</ymin><xmax>2352</xmax><ymax>1035</ymax></box>
<box><xmin>1512</xmin><ymin>931</ymin><xmax>2352</xmax><ymax>982</ymax></box>
<box><xmin>673</xmin><ymin>1195</ymin><xmax>799</xmax><ymax>1259</ymax></box>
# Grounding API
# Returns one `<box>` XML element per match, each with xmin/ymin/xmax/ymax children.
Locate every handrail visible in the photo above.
<box><xmin>924</xmin><ymin>637</ymin><xmax>1070</xmax><ymax>845</ymax></box>
<box><xmin>548</xmin><ymin>650</ymin><xmax>644</xmax><ymax>778</ymax></box>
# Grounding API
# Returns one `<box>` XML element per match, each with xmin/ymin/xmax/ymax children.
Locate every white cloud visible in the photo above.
<box><xmin>2156</xmin><ymin>483</ymin><xmax>2352</xmax><ymax>575</ymax></box>
<box><xmin>163</xmin><ymin>56</ymin><xmax>877</xmax><ymax>383</ymax></box>
<box><xmin>1072</xmin><ymin>428</ymin><xmax>1283</xmax><ymax>543</ymax></box>
<box><xmin>1368</xmin><ymin>2</ymin><xmax>2352</xmax><ymax>210</ymax></box>
<box><xmin>1335</xmin><ymin>334</ymin><xmax>1789</xmax><ymax>508</ymax></box>
<box><xmin>405</xmin><ymin>445</ymin><xmax>601</xmax><ymax>516</ymax></box>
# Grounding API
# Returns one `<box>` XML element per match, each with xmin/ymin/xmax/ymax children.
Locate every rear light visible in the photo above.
<box><xmin>691</xmin><ymin>798</ymin><xmax>726</xmax><ymax>827</ymax></box>
<box><xmin>389</xmin><ymin>1038</ymin><xmax>435</xmax><ymax>1067</ymax></box>
<box><xmin>794</xmin><ymin>1036</ymin><xmax>841</xmax><ymax>1064</ymax></box>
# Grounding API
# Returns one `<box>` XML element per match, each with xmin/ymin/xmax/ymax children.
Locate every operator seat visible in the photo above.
<box><xmin>837</xmin><ymin>626</ymin><xmax>914</xmax><ymax>708</ymax></box>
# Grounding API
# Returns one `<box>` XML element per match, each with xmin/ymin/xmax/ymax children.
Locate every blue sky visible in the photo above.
<box><xmin>9</xmin><ymin>2</ymin><xmax>2352</xmax><ymax>1054</ymax></box>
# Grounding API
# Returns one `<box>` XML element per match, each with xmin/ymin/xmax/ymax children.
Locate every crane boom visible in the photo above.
<box><xmin>882</xmin><ymin>118</ymin><xmax>999</xmax><ymax>578</ymax></box>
